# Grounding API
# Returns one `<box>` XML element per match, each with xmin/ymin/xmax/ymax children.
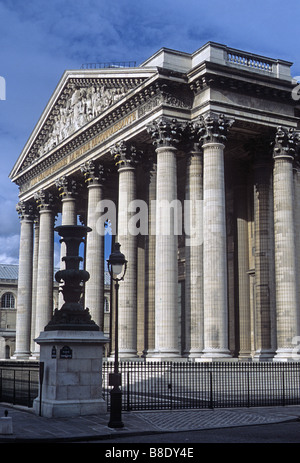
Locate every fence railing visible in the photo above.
<box><xmin>102</xmin><ymin>361</ymin><xmax>300</xmax><ymax>411</ymax></box>
<box><xmin>0</xmin><ymin>362</ymin><xmax>39</xmax><ymax>407</ymax></box>
<box><xmin>1</xmin><ymin>361</ymin><xmax>300</xmax><ymax>410</ymax></box>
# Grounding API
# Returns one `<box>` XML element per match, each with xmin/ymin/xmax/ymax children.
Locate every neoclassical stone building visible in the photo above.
<box><xmin>9</xmin><ymin>42</ymin><xmax>300</xmax><ymax>361</ymax></box>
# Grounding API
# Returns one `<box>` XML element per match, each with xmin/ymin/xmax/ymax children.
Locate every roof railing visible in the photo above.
<box><xmin>80</xmin><ymin>61</ymin><xmax>137</xmax><ymax>69</ymax></box>
<box><xmin>226</xmin><ymin>49</ymin><xmax>274</xmax><ymax>72</ymax></box>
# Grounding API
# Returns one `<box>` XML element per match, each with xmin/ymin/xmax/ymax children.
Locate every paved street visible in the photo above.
<box><xmin>88</xmin><ymin>421</ymin><xmax>300</xmax><ymax>444</ymax></box>
<box><xmin>1</xmin><ymin>403</ymin><xmax>300</xmax><ymax>443</ymax></box>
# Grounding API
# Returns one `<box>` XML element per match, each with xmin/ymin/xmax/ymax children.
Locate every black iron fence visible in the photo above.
<box><xmin>102</xmin><ymin>361</ymin><xmax>300</xmax><ymax>411</ymax></box>
<box><xmin>0</xmin><ymin>362</ymin><xmax>39</xmax><ymax>407</ymax></box>
<box><xmin>1</xmin><ymin>360</ymin><xmax>300</xmax><ymax>410</ymax></box>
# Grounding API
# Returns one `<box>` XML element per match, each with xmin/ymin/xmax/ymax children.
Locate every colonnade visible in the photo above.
<box><xmin>13</xmin><ymin>114</ymin><xmax>300</xmax><ymax>361</ymax></box>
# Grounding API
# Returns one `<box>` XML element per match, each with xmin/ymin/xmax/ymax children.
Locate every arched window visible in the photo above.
<box><xmin>1</xmin><ymin>292</ymin><xmax>15</xmax><ymax>309</ymax></box>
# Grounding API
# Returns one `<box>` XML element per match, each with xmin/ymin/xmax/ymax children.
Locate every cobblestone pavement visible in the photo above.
<box><xmin>134</xmin><ymin>408</ymin><xmax>293</xmax><ymax>432</ymax></box>
<box><xmin>0</xmin><ymin>404</ymin><xmax>299</xmax><ymax>442</ymax></box>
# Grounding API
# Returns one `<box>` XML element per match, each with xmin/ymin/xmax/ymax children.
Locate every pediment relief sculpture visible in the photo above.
<box><xmin>21</xmin><ymin>78</ymin><xmax>145</xmax><ymax>171</ymax></box>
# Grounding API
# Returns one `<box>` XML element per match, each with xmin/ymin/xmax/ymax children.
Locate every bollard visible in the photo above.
<box><xmin>0</xmin><ymin>410</ymin><xmax>13</xmax><ymax>435</ymax></box>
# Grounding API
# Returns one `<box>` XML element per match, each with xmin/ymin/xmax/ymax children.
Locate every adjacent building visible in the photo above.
<box><xmin>9</xmin><ymin>42</ymin><xmax>300</xmax><ymax>361</ymax></box>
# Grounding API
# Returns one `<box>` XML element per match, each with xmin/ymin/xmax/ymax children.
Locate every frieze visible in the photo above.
<box><xmin>20</xmin><ymin>111</ymin><xmax>138</xmax><ymax>191</ymax></box>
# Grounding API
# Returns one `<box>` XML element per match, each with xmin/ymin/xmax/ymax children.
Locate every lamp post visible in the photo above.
<box><xmin>107</xmin><ymin>242</ymin><xmax>127</xmax><ymax>428</ymax></box>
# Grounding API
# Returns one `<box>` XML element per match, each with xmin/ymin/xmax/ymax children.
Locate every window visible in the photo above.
<box><xmin>104</xmin><ymin>297</ymin><xmax>110</xmax><ymax>313</ymax></box>
<box><xmin>1</xmin><ymin>292</ymin><xmax>15</xmax><ymax>309</ymax></box>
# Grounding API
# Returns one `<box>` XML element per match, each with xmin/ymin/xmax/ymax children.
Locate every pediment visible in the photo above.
<box><xmin>10</xmin><ymin>68</ymin><xmax>155</xmax><ymax>181</ymax></box>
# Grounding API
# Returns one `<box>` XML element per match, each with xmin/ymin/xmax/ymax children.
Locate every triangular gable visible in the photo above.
<box><xmin>10</xmin><ymin>67</ymin><xmax>156</xmax><ymax>181</ymax></box>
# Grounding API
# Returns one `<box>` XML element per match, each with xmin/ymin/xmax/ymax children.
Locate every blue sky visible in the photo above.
<box><xmin>0</xmin><ymin>0</ymin><xmax>299</xmax><ymax>264</ymax></box>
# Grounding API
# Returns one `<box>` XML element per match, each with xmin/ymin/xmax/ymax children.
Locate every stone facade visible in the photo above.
<box><xmin>9</xmin><ymin>42</ymin><xmax>300</xmax><ymax>361</ymax></box>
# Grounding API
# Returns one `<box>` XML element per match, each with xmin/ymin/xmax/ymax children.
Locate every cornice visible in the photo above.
<box><xmin>189</xmin><ymin>61</ymin><xmax>295</xmax><ymax>103</ymax></box>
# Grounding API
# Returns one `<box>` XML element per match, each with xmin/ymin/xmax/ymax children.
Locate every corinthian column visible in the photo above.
<box><xmin>199</xmin><ymin>113</ymin><xmax>233</xmax><ymax>358</ymax></box>
<box><xmin>81</xmin><ymin>160</ymin><xmax>107</xmax><ymax>330</ymax></box>
<box><xmin>32</xmin><ymin>190</ymin><xmax>55</xmax><ymax>357</ymax></box>
<box><xmin>144</xmin><ymin>161</ymin><xmax>156</xmax><ymax>356</ymax></box>
<box><xmin>273</xmin><ymin>127</ymin><xmax>298</xmax><ymax>360</ymax></box>
<box><xmin>56</xmin><ymin>176</ymin><xmax>77</xmax><ymax>226</ymax></box>
<box><xmin>235</xmin><ymin>163</ymin><xmax>251</xmax><ymax>358</ymax></box>
<box><xmin>30</xmin><ymin>217</ymin><xmax>39</xmax><ymax>354</ymax></box>
<box><xmin>111</xmin><ymin>141</ymin><xmax>139</xmax><ymax>357</ymax></box>
<box><xmin>184</xmin><ymin>144</ymin><xmax>203</xmax><ymax>358</ymax></box>
<box><xmin>251</xmin><ymin>139</ymin><xmax>276</xmax><ymax>359</ymax></box>
<box><xmin>147</xmin><ymin>117</ymin><xmax>183</xmax><ymax>358</ymax></box>
<box><xmin>13</xmin><ymin>201</ymin><xmax>34</xmax><ymax>359</ymax></box>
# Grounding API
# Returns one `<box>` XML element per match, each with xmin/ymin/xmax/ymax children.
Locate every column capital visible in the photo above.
<box><xmin>195</xmin><ymin>113</ymin><xmax>234</xmax><ymax>146</ymax></box>
<box><xmin>16</xmin><ymin>200</ymin><xmax>35</xmax><ymax>221</ymax></box>
<box><xmin>55</xmin><ymin>175</ymin><xmax>78</xmax><ymax>199</ymax></box>
<box><xmin>147</xmin><ymin>117</ymin><xmax>184</xmax><ymax>149</ymax></box>
<box><xmin>34</xmin><ymin>189</ymin><xmax>55</xmax><ymax>212</ymax></box>
<box><xmin>80</xmin><ymin>160</ymin><xmax>109</xmax><ymax>186</ymax></box>
<box><xmin>110</xmin><ymin>140</ymin><xmax>141</xmax><ymax>169</ymax></box>
<box><xmin>273</xmin><ymin>126</ymin><xmax>297</xmax><ymax>161</ymax></box>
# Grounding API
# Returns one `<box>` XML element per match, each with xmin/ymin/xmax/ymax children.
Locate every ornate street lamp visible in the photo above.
<box><xmin>45</xmin><ymin>224</ymin><xmax>99</xmax><ymax>332</ymax></box>
<box><xmin>107</xmin><ymin>242</ymin><xmax>127</xmax><ymax>428</ymax></box>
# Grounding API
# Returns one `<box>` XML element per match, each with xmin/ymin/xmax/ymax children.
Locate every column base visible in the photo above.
<box><xmin>11</xmin><ymin>351</ymin><xmax>31</xmax><ymax>360</ymax></box>
<box><xmin>274</xmin><ymin>348</ymin><xmax>298</xmax><ymax>362</ymax></box>
<box><xmin>253</xmin><ymin>349</ymin><xmax>276</xmax><ymax>361</ymax></box>
<box><xmin>201</xmin><ymin>348</ymin><xmax>232</xmax><ymax>360</ymax></box>
<box><xmin>144</xmin><ymin>349</ymin><xmax>181</xmax><ymax>361</ymax></box>
<box><xmin>109</xmin><ymin>351</ymin><xmax>139</xmax><ymax>360</ymax></box>
<box><xmin>238</xmin><ymin>350</ymin><xmax>252</xmax><ymax>360</ymax></box>
<box><xmin>183</xmin><ymin>349</ymin><xmax>204</xmax><ymax>359</ymax></box>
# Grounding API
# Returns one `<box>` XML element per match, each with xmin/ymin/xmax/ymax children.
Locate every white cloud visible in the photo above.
<box><xmin>0</xmin><ymin>234</ymin><xmax>20</xmax><ymax>264</ymax></box>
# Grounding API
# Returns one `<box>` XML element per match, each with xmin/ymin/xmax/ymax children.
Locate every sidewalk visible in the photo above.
<box><xmin>0</xmin><ymin>403</ymin><xmax>299</xmax><ymax>442</ymax></box>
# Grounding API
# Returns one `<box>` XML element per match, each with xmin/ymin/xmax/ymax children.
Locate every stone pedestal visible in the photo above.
<box><xmin>33</xmin><ymin>330</ymin><xmax>108</xmax><ymax>418</ymax></box>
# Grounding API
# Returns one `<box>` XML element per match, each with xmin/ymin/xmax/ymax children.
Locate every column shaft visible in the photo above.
<box><xmin>202</xmin><ymin>142</ymin><xmax>230</xmax><ymax>357</ymax></box>
<box><xmin>33</xmin><ymin>194</ymin><xmax>55</xmax><ymax>355</ymax></box>
<box><xmin>273</xmin><ymin>132</ymin><xmax>298</xmax><ymax>358</ymax></box>
<box><xmin>144</xmin><ymin>166</ymin><xmax>156</xmax><ymax>355</ymax></box>
<box><xmin>14</xmin><ymin>203</ymin><xmax>34</xmax><ymax>358</ymax></box>
<box><xmin>154</xmin><ymin>146</ymin><xmax>179</xmax><ymax>356</ymax></box>
<box><xmin>184</xmin><ymin>150</ymin><xmax>203</xmax><ymax>357</ymax></box>
<box><xmin>30</xmin><ymin>220</ymin><xmax>39</xmax><ymax>354</ymax></box>
<box><xmin>253</xmin><ymin>162</ymin><xmax>275</xmax><ymax>358</ymax></box>
<box><xmin>235</xmin><ymin>179</ymin><xmax>251</xmax><ymax>358</ymax></box>
<box><xmin>85</xmin><ymin>182</ymin><xmax>104</xmax><ymax>329</ymax></box>
<box><xmin>117</xmin><ymin>165</ymin><xmax>137</xmax><ymax>357</ymax></box>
